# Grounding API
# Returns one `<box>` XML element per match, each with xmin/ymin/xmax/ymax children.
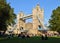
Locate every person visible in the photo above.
<box><xmin>18</xmin><ymin>34</ymin><xmax>21</xmax><ymax>38</ymax></box>
<box><xmin>45</xmin><ymin>33</ymin><xmax>48</xmax><ymax>40</ymax></box>
<box><xmin>41</xmin><ymin>33</ymin><xmax>45</xmax><ymax>40</ymax></box>
<box><xmin>41</xmin><ymin>33</ymin><xmax>48</xmax><ymax>40</ymax></box>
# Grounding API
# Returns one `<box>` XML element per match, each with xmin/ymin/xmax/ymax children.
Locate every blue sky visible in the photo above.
<box><xmin>7</xmin><ymin>0</ymin><xmax>60</xmax><ymax>25</ymax></box>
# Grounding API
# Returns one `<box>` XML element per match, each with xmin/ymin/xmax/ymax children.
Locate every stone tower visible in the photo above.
<box><xmin>17</xmin><ymin>12</ymin><xmax>26</xmax><ymax>33</ymax></box>
<box><xmin>32</xmin><ymin>4</ymin><xmax>44</xmax><ymax>35</ymax></box>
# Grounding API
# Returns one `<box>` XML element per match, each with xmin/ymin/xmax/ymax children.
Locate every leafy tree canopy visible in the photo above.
<box><xmin>49</xmin><ymin>6</ymin><xmax>60</xmax><ymax>33</ymax></box>
<box><xmin>0</xmin><ymin>0</ymin><xmax>16</xmax><ymax>31</ymax></box>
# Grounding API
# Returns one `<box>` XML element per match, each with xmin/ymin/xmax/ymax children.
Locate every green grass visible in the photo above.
<box><xmin>0</xmin><ymin>37</ymin><xmax>60</xmax><ymax>43</ymax></box>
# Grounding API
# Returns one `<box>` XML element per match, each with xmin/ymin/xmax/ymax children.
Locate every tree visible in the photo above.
<box><xmin>0</xmin><ymin>0</ymin><xmax>16</xmax><ymax>32</ymax></box>
<box><xmin>49</xmin><ymin>6</ymin><xmax>60</xmax><ymax>33</ymax></box>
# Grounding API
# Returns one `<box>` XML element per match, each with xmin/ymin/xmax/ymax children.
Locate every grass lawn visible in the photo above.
<box><xmin>0</xmin><ymin>37</ymin><xmax>60</xmax><ymax>43</ymax></box>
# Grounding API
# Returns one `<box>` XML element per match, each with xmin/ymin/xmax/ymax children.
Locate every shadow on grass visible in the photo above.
<box><xmin>0</xmin><ymin>37</ymin><xmax>60</xmax><ymax>43</ymax></box>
